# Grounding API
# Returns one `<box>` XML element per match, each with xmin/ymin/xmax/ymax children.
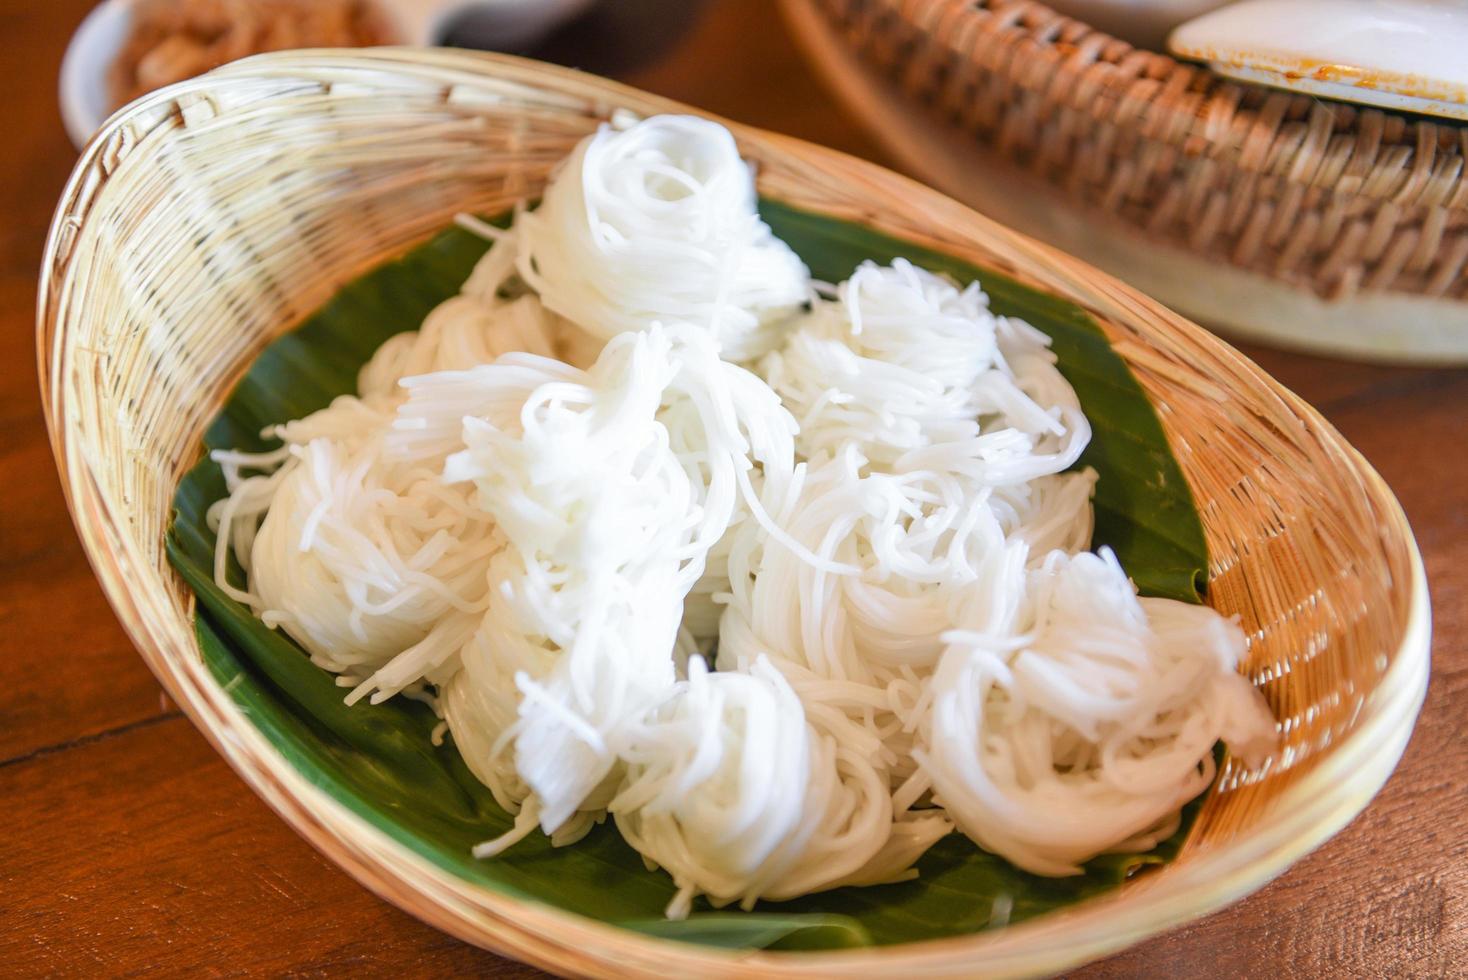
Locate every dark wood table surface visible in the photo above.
<box><xmin>3</xmin><ymin>0</ymin><xmax>1463</xmax><ymax>975</ymax></box>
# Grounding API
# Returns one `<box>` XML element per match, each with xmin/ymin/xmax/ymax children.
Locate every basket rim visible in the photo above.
<box><xmin>36</xmin><ymin>48</ymin><xmax>1432</xmax><ymax>977</ymax></box>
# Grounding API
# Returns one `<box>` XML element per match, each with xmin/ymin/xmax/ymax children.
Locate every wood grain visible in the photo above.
<box><xmin>0</xmin><ymin>715</ymin><xmax>540</xmax><ymax>977</ymax></box>
<box><xmin>2</xmin><ymin>0</ymin><xmax>1463</xmax><ymax>975</ymax></box>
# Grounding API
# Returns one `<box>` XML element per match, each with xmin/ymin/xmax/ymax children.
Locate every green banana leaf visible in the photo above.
<box><xmin>165</xmin><ymin>203</ymin><xmax>1209</xmax><ymax>952</ymax></box>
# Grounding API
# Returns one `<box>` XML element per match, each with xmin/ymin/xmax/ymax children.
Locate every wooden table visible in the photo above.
<box><xmin>3</xmin><ymin>1</ymin><xmax>1463</xmax><ymax>975</ymax></box>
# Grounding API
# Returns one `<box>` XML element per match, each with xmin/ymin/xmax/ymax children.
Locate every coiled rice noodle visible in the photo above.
<box><xmin>612</xmin><ymin>656</ymin><xmax>950</xmax><ymax>918</ymax></box>
<box><xmin>917</xmin><ymin>548</ymin><xmax>1276</xmax><ymax>875</ymax></box>
<box><xmin>512</xmin><ymin>114</ymin><xmax>810</xmax><ymax>361</ymax></box>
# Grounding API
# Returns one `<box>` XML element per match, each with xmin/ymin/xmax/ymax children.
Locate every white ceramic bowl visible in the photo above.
<box><xmin>59</xmin><ymin>0</ymin><xmax>595</xmax><ymax>149</ymax></box>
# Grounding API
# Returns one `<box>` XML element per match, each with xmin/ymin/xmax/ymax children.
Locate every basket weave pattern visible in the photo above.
<box><xmin>38</xmin><ymin>50</ymin><xmax>1428</xmax><ymax>977</ymax></box>
<box><xmin>810</xmin><ymin>0</ymin><xmax>1468</xmax><ymax>303</ymax></box>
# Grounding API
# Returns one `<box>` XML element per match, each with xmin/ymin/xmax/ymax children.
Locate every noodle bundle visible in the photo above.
<box><xmin>401</xmin><ymin>323</ymin><xmax>800</xmax><ymax>848</ymax></box>
<box><xmin>716</xmin><ymin>259</ymin><xmax>1101</xmax><ymax>781</ymax></box>
<box><xmin>417</xmin><ymin>329</ymin><xmax>697</xmax><ymax>845</ymax></box>
<box><xmin>918</xmin><ymin>548</ymin><xmax>1276</xmax><ymax>875</ymax></box>
<box><xmin>512</xmin><ymin>114</ymin><xmax>811</xmax><ymax>361</ymax></box>
<box><xmin>207</xmin><ymin>251</ymin><xmax>562</xmax><ymax>690</ymax></box>
<box><xmin>243</xmin><ymin>436</ymin><xmax>496</xmax><ymax>689</ymax></box>
<box><xmin>613</xmin><ymin>656</ymin><xmax>950</xmax><ymax>918</ymax></box>
<box><xmin>763</xmin><ymin>259</ymin><xmax>1090</xmax><ymax>481</ymax></box>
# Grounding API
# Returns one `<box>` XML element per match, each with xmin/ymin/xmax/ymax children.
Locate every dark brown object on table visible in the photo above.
<box><xmin>4</xmin><ymin>0</ymin><xmax>1464</xmax><ymax>975</ymax></box>
<box><xmin>108</xmin><ymin>0</ymin><xmax>394</xmax><ymax>110</ymax></box>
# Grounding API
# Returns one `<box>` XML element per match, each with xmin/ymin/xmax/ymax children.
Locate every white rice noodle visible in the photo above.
<box><xmin>917</xmin><ymin>548</ymin><xmax>1277</xmax><ymax>876</ymax></box>
<box><xmin>658</xmin><ymin>325</ymin><xmax>800</xmax><ymax>644</ymax></box>
<box><xmin>513</xmin><ymin>114</ymin><xmax>811</xmax><ymax>361</ymax></box>
<box><xmin>762</xmin><ymin>259</ymin><xmax>1090</xmax><ymax>484</ymax></box>
<box><xmin>357</xmin><ymin>293</ymin><xmax>560</xmax><ymax>402</ymax></box>
<box><xmin>412</xmin><ymin>329</ymin><xmax>688</xmax><ymax>840</ymax></box>
<box><xmin>207</xmin><ymin>429</ymin><xmax>498</xmax><ymax>693</ymax></box>
<box><xmin>713</xmin><ymin>259</ymin><xmax>1100</xmax><ymax>775</ymax></box>
<box><xmin>612</xmin><ymin>656</ymin><xmax>951</xmax><ymax>919</ymax></box>
<box><xmin>355</xmin><ymin>237</ymin><xmax>565</xmax><ymax>405</ymax></box>
<box><xmin>207</xmin><ymin>252</ymin><xmax>565</xmax><ymax>691</ymax></box>
<box><xmin>386</xmin><ymin>354</ymin><xmax>584</xmax><ymax>469</ymax></box>
<box><xmin>714</xmin><ymin>453</ymin><xmax>1092</xmax><ymax>784</ymax></box>
<box><xmin>413</xmin><ymin>323</ymin><xmax>799</xmax><ymax>844</ymax></box>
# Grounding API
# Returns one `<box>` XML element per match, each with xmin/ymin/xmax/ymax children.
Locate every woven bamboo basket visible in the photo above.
<box><xmin>782</xmin><ymin>0</ymin><xmax>1468</xmax><ymax>363</ymax></box>
<box><xmin>38</xmin><ymin>49</ymin><xmax>1429</xmax><ymax>977</ymax></box>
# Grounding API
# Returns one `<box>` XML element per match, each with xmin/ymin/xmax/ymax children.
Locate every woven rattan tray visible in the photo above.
<box><xmin>39</xmin><ymin>49</ymin><xmax>1429</xmax><ymax>977</ymax></box>
<box><xmin>783</xmin><ymin>0</ymin><xmax>1468</xmax><ymax>364</ymax></box>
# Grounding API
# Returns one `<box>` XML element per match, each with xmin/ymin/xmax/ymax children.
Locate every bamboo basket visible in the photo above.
<box><xmin>782</xmin><ymin>0</ymin><xmax>1468</xmax><ymax>364</ymax></box>
<box><xmin>38</xmin><ymin>49</ymin><xmax>1429</xmax><ymax>977</ymax></box>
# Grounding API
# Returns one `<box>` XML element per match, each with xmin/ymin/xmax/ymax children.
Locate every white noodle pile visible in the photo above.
<box><xmin>613</xmin><ymin>656</ymin><xmax>950</xmax><ymax>919</ymax></box>
<box><xmin>762</xmin><ymin>259</ymin><xmax>1091</xmax><ymax>482</ymax></box>
<box><xmin>207</xmin><ymin>248</ymin><xmax>562</xmax><ymax>689</ymax></box>
<box><xmin>512</xmin><ymin>113</ymin><xmax>811</xmax><ymax>361</ymax></box>
<box><xmin>205</xmin><ymin>114</ymin><xmax>1276</xmax><ymax>918</ymax></box>
<box><xmin>399</xmin><ymin>323</ymin><xmax>800</xmax><ymax>850</ymax></box>
<box><xmin>239</xmin><ymin>436</ymin><xmax>496</xmax><ymax>689</ymax></box>
<box><xmin>719</xmin><ymin>257</ymin><xmax>1272</xmax><ymax>872</ymax></box>
<box><xmin>917</xmin><ymin>548</ymin><xmax>1276</xmax><ymax>876</ymax></box>
<box><xmin>718</xmin><ymin>260</ymin><xmax>1098</xmax><ymax>774</ymax></box>
<box><xmin>415</xmin><ymin>330</ymin><xmax>692</xmax><ymax>846</ymax></box>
